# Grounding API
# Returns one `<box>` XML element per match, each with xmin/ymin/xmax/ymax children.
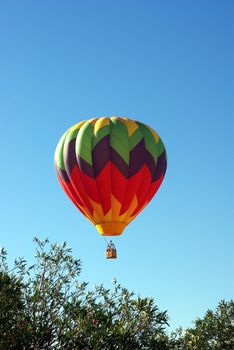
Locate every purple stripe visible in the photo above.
<box><xmin>56</xmin><ymin>166</ymin><xmax>70</xmax><ymax>183</ymax></box>
<box><xmin>63</xmin><ymin>138</ymin><xmax>77</xmax><ymax>176</ymax></box>
<box><xmin>145</xmin><ymin>150</ymin><xmax>156</xmax><ymax>179</ymax></box>
<box><xmin>77</xmin><ymin>156</ymin><xmax>95</xmax><ymax>178</ymax></box>
<box><xmin>63</xmin><ymin>138</ymin><xmax>95</xmax><ymax>178</ymax></box>
<box><xmin>129</xmin><ymin>139</ymin><xmax>145</xmax><ymax>177</ymax></box>
<box><xmin>111</xmin><ymin>148</ymin><xmax>129</xmax><ymax>178</ymax></box>
<box><xmin>152</xmin><ymin>150</ymin><xmax>167</xmax><ymax>182</ymax></box>
<box><xmin>63</xmin><ymin>136</ymin><xmax>166</xmax><ymax>182</ymax></box>
<box><xmin>92</xmin><ymin>135</ymin><xmax>111</xmax><ymax>176</ymax></box>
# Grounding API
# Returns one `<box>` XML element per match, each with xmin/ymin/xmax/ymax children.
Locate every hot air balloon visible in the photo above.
<box><xmin>54</xmin><ymin>117</ymin><xmax>167</xmax><ymax>258</ymax></box>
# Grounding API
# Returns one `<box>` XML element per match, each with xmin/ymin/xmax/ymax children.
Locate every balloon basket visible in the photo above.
<box><xmin>106</xmin><ymin>240</ymin><xmax>117</xmax><ymax>259</ymax></box>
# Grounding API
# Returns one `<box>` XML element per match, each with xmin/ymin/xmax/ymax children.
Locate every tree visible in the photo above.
<box><xmin>0</xmin><ymin>238</ymin><xmax>169</xmax><ymax>350</ymax></box>
<box><xmin>169</xmin><ymin>300</ymin><xmax>234</xmax><ymax>350</ymax></box>
<box><xmin>0</xmin><ymin>268</ymin><xmax>24</xmax><ymax>349</ymax></box>
<box><xmin>1</xmin><ymin>238</ymin><xmax>232</xmax><ymax>349</ymax></box>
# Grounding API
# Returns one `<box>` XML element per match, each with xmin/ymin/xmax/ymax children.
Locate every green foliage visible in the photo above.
<box><xmin>0</xmin><ymin>270</ymin><xmax>24</xmax><ymax>349</ymax></box>
<box><xmin>0</xmin><ymin>239</ymin><xmax>168</xmax><ymax>349</ymax></box>
<box><xmin>0</xmin><ymin>239</ymin><xmax>233</xmax><ymax>349</ymax></box>
<box><xmin>169</xmin><ymin>300</ymin><xmax>234</xmax><ymax>350</ymax></box>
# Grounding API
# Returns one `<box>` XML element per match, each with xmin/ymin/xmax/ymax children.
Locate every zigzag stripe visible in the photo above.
<box><xmin>57</xmin><ymin>135</ymin><xmax>166</xmax><ymax>182</ymax></box>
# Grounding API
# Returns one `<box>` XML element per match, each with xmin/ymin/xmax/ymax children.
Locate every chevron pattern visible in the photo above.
<box><xmin>54</xmin><ymin>117</ymin><xmax>167</xmax><ymax>236</ymax></box>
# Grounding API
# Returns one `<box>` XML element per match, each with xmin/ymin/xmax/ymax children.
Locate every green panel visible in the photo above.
<box><xmin>76</xmin><ymin>122</ymin><xmax>93</xmax><ymax>165</ymax></box>
<box><xmin>129</xmin><ymin>128</ymin><xmax>144</xmax><ymax>151</ymax></box>
<box><xmin>65</xmin><ymin>127</ymin><xmax>79</xmax><ymax>144</ymax></box>
<box><xmin>92</xmin><ymin>125</ymin><xmax>110</xmax><ymax>149</ymax></box>
<box><xmin>55</xmin><ymin>131</ymin><xmax>69</xmax><ymax>170</ymax></box>
<box><xmin>110</xmin><ymin>119</ymin><xmax>129</xmax><ymax>164</ymax></box>
<box><xmin>156</xmin><ymin>138</ymin><xmax>165</xmax><ymax>158</ymax></box>
<box><xmin>136</xmin><ymin>122</ymin><xmax>158</xmax><ymax>160</ymax></box>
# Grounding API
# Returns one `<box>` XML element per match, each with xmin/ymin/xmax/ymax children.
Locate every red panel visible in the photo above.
<box><xmin>57</xmin><ymin>173</ymin><xmax>93</xmax><ymax>218</ymax></box>
<box><xmin>135</xmin><ymin>165</ymin><xmax>152</xmax><ymax>204</ymax></box>
<box><xmin>131</xmin><ymin>174</ymin><xmax>164</xmax><ymax>217</ymax></box>
<box><xmin>145</xmin><ymin>175</ymin><xmax>164</xmax><ymax>204</ymax></box>
<box><xmin>120</xmin><ymin>167</ymin><xmax>144</xmax><ymax>215</ymax></box>
<box><xmin>95</xmin><ymin>162</ymin><xmax>112</xmax><ymax>215</ymax></box>
<box><xmin>111</xmin><ymin>163</ymin><xmax>127</xmax><ymax>204</ymax></box>
<box><xmin>69</xmin><ymin>165</ymin><xmax>94</xmax><ymax>214</ymax></box>
<box><xmin>78</xmin><ymin>170</ymin><xmax>100</xmax><ymax>204</ymax></box>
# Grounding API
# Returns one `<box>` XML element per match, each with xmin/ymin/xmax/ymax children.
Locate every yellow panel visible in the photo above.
<box><xmin>78</xmin><ymin>204</ymin><xmax>95</xmax><ymax>225</ymax></box>
<box><xmin>120</xmin><ymin>118</ymin><xmax>139</xmax><ymax>137</ymax></box>
<box><xmin>92</xmin><ymin>210</ymin><xmax>102</xmax><ymax>224</ymax></box>
<box><xmin>68</xmin><ymin>120</ymin><xmax>86</xmax><ymax>133</ymax></box>
<box><xmin>117</xmin><ymin>211</ymin><xmax>129</xmax><ymax>222</ymax></box>
<box><xmin>148</xmin><ymin>126</ymin><xmax>160</xmax><ymax>143</ymax></box>
<box><xmin>89</xmin><ymin>198</ymin><xmax>105</xmax><ymax>223</ymax></box>
<box><xmin>121</xmin><ymin>195</ymin><xmax>138</xmax><ymax>223</ymax></box>
<box><xmin>104</xmin><ymin>208</ymin><xmax>112</xmax><ymax>221</ymax></box>
<box><xmin>89</xmin><ymin>117</ymin><xmax>99</xmax><ymax>125</ymax></box>
<box><xmin>125</xmin><ymin>200</ymin><xmax>148</xmax><ymax>224</ymax></box>
<box><xmin>111</xmin><ymin>195</ymin><xmax>122</xmax><ymax>221</ymax></box>
<box><xmin>94</xmin><ymin>117</ymin><xmax>110</xmax><ymax>135</ymax></box>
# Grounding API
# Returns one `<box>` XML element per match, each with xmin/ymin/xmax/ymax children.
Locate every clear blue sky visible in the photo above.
<box><xmin>0</xmin><ymin>0</ymin><xmax>233</xmax><ymax>330</ymax></box>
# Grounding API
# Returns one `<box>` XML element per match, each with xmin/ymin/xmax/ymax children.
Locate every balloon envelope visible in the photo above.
<box><xmin>54</xmin><ymin>117</ymin><xmax>167</xmax><ymax>236</ymax></box>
